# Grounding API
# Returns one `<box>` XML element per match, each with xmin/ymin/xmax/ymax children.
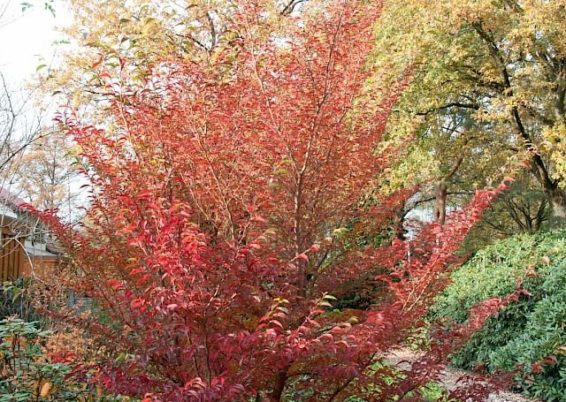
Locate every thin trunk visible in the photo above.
<box><xmin>395</xmin><ymin>206</ymin><xmax>407</xmax><ymax>240</ymax></box>
<box><xmin>435</xmin><ymin>152</ymin><xmax>463</xmax><ymax>226</ymax></box>
<box><xmin>269</xmin><ymin>368</ymin><xmax>289</xmax><ymax>401</ymax></box>
<box><xmin>435</xmin><ymin>182</ymin><xmax>447</xmax><ymax>225</ymax></box>
<box><xmin>546</xmin><ymin>186</ymin><xmax>566</xmax><ymax>220</ymax></box>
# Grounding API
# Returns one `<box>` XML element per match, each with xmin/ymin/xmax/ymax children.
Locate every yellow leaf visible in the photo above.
<box><xmin>40</xmin><ymin>381</ymin><xmax>53</xmax><ymax>397</ymax></box>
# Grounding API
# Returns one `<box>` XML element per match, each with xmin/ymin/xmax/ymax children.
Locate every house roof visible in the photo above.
<box><xmin>0</xmin><ymin>188</ymin><xmax>27</xmax><ymax>210</ymax></box>
<box><xmin>0</xmin><ymin>188</ymin><xmax>65</xmax><ymax>257</ymax></box>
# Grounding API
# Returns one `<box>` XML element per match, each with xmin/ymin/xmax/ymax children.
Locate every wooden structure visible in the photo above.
<box><xmin>0</xmin><ymin>236</ymin><xmax>25</xmax><ymax>281</ymax></box>
<box><xmin>0</xmin><ymin>189</ymin><xmax>60</xmax><ymax>281</ymax></box>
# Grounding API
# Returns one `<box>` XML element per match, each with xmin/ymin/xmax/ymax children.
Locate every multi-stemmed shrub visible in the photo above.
<box><xmin>29</xmin><ymin>0</ymin><xmax>510</xmax><ymax>400</ymax></box>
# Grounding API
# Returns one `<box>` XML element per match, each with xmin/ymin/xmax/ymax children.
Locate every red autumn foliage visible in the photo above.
<box><xmin>34</xmin><ymin>1</ymin><xmax>512</xmax><ymax>401</ymax></box>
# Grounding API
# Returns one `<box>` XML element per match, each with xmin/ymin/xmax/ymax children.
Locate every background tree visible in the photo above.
<box><xmin>0</xmin><ymin>69</ymin><xmax>52</xmax><ymax>272</ymax></box>
<box><xmin>0</xmin><ymin>0</ymin><xmax>83</xmax><ymax>225</ymax></box>
<box><xmin>8</xmin><ymin>129</ymin><xmax>80</xmax><ymax>219</ymax></box>
<box><xmin>0</xmin><ymin>72</ymin><xmax>43</xmax><ymax>189</ymax></box>
<box><xmin>372</xmin><ymin>0</ymin><xmax>566</xmax><ymax>238</ymax></box>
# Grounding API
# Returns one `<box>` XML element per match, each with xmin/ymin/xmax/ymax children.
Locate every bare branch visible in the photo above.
<box><xmin>280</xmin><ymin>0</ymin><xmax>308</xmax><ymax>16</ymax></box>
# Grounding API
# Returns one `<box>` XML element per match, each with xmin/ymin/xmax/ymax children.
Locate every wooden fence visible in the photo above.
<box><xmin>0</xmin><ymin>235</ymin><xmax>25</xmax><ymax>282</ymax></box>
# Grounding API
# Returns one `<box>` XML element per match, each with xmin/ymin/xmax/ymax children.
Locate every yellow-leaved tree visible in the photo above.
<box><xmin>372</xmin><ymin>0</ymin><xmax>566</xmax><ymax>235</ymax></box>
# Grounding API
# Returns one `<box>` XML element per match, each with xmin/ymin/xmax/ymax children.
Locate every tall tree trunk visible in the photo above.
<box><xmin>435</xmin><ymin>181</ymin><xmax>448</xmax><ymax>225</ymax></box>
<box><xmin>547</xmin><ymin>186</ymin><xmax>566</xmax><ymax>221</ymax></box>
<box><xmin>435</xmin><ymin>154</ymin><xmax>463</xmax><ymax>226</ymax></box>
<box><xmin>529</xmin><ymin>156</ymin><xmax>566</xmax><ymax>221</ymax></box>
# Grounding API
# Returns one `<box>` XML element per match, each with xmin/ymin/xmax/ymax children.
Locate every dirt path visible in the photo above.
<box><xmin>386</xmin><ymin>348</ymin><xmax>539</xmax><ymax>402</ymax></box>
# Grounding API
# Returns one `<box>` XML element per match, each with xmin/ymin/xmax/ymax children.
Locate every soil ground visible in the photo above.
<box><xmin>386</xmin><ymin>348</ymin><xmax>539</xmax><ymax>402</ymax></box>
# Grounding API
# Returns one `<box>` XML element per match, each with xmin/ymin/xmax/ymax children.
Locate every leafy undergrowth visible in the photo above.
<box><xmin>431</xmin><ymin>230</ymin><xmax>566</xmax><ymax>401</ymax></box>
<box><xmin>0</xmin><ymin>313</ymin><xmax>458</xmax><ymax>402</ymax></box>
<box><xmin>283</xmin><ymin>359</ymin><xmax>456</xmax><ymax>402</ymax></box>
<box><xmin>0</xmin><ymin>317</ymin><xmax>133</xmax><ymax>402</ymax></box>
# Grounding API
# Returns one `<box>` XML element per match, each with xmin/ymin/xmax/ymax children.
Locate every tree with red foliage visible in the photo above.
<box><xmin>36</xmin><ymin>1</ymin><xmax>508</xmax><ymax>400</ymax></box>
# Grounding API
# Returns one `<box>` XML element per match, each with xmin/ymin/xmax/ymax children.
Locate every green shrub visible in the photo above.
<box><xmin>0</xmin><ymin>279</ymin><xmax>41</xmax><ymax>322</ymax></box>
<box><xmin>0</xmin><ymin>317</ymin><xmax>133</xmax><ymax>401</ymax></box>
<box><xmin>0</xmin><ymin>317</ymin><xmax>80</xmax><ymax>401</ymax></box>
<box><xmin>431</xmin><ymin>230</ymin><xmax>566</xmax><ymax>401</ymax></box>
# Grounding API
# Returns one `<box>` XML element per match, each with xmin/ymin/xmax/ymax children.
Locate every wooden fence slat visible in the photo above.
<box><xmin>0</xmin><ymin>234</ymin><xmax>23</xmax><ymax>281</ymax></box>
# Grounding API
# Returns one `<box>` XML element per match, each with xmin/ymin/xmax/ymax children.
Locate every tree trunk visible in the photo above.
<box><xmin>435</xmin><ymin>182</ymin><xmax>448</xmax><ymax>225</ymax></box>
<box><xmin>529</xmin><ymin>156</ymin><xmax>566</xmax><ymax>222</ymax></box>
<box><xmin>547</xmin><ymin>186</ymin><xmax>566</xmax><ymax>221</ymax></box>
<box><xmin>269</xmin><ymin>368</ymin><xmax>289</xmax><ymax>401</ymax></box>
<box><xmin>395</xmin><ymin>206</ymin><xmax>407</xmax><ymax>240</ymax></box>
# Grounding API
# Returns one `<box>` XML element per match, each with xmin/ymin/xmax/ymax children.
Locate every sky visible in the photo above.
<box><xmin>0</xmin><ymin>0</ymin><xmax>71</xmax><ymax>86</ymax></box>
<box><xmin>0</xmin><ymin>1</ymin><xmax>83</xmax><ymax>219</ymax></box>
